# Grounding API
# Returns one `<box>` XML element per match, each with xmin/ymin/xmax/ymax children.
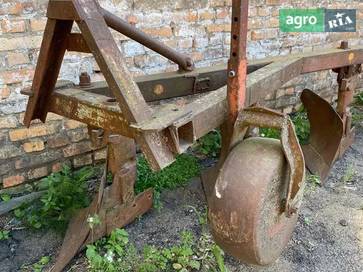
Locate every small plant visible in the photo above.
<box><xmin>355</xmin><ymin>92</ymin><xmax>363</xmax><ymax>105</ymax></box>
<box><xmin>186</xmin><ymin>206</ymin><xmax>208</xmax><ymax>228</ymax></box>
<box><xmin>341</xmin><ymin>164</ymin><xmax>357</xmax><ymax>183</ymax></box>
<box><xmin>304</xmin><ymin>217</ymin><xmax>312</xmax><ymax>225</ymax></box>
<box><xmin>14</xmin><ymin>165</ymin><xmax>95</xmax><ymax>231</ymax></box>
<box><xmin>352</xmin><ymin>107</ymin><xmax>363</xmax><ymax>125</ymax></box>
<box><xmin>290</xmin><ymin>108</ymin><xmax>310</xmax><ymax>144</ymax></box>
<box><xmin>307</xmin><ymin>174</ymin><xmax>321</xmax><ymax>186</ymax></box>
<box><xmin>195</xmin><ymin>130</ymin><xmax>222</xmax><ymax>158</ymax></box>
<box><xmin>0</xmin><ymin>230</ymin><xmax>10</xmax><ymax>241</ymax></box>
<box><xmin>86</xmin><ymin>207</ymin><xmax>227</xmax><ymax>272</ymax></box>
<box><xmin>22</xmin><ymin>256</ymin><xmax>50</xmax><ymax>272</ymax></box>
<box><xmin>260</xmin><ymin>128</ymin><xmax>280</xmax><ymax>139</ymax></box>
<box><xmin>1</xmin><ymin>194</ymin><xmax>11</xmax><ymax>202</ymax></box>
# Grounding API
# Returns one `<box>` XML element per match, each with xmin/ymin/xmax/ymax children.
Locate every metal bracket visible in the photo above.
<box><xmin>230</xmin><ymin>107</ymin><xmax>306</xmax><ymax>217</ymax></box>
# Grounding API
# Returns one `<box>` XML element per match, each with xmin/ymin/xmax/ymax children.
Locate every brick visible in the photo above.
<box><xmin>1</xmin><ymin>19</ymin><xmax>26</xmax><ymax>33</ymax></box>
<box><xmin>94</xmin><ymin>148</ymin><xmax>107</xmax><ymax>161</ymax></box>
<box><xmin>142</xmin><ymin>27</ymin><xmax>173</xmax><ymax>37</ymax></box>
<box><xmin>0</xmin><ymin>85</ymin><xmax>11</xmax><ymax>99</ymax></box>
<box><xmin>206</xmin><ymin>24</ymin><xmax>230</xmax><ymax>33</ymax></box>
<box><xmin>268</xmin><ymin>18</ymin><xmax>279</xmax><ymax>28</ymax></box>
<box><xmin>46</xmin><ymin>113</ymin><xmax>64</xmax><ymax>121</ymax></box>
<box><xmin>3</xmin><ymin>175</ymin><xmax>25</xmax><ymax>188</ymax></box>
<box><xmin>199</xmin><ymin>11</ymin><xmax>215</xmax><ymax>20</ymax></box>
<box><xmin>73</xmin><ymin>154</ymin><xmax>93</xmax><ymax>168</ymax></box>
<box><xmin>257</xmin><ymin>7</ymin><xmax>270</xmax><ymax>16</ymax></box>
<box><xmin>52</xmin><ymin>162</ymin><xmax>63</xmax><ymax>173</ymax></box>
<box><xmin>0</xmin><ymin>115</ymin><xmax>18</xmax><ymax>129</ymax></box>
<box><xmin>0</xmin><ymin>36</ymin><xmax>42</xmax><ymax>51</ymax></box>
<box><xmin>0</xmin><ymin>162</ymin><xmax>11</xmax><ymax>176</ymax></box>
<box><xmin>0</xmin><ymin>3</ymin><xmax>23</xmax><ymax>16</ymax></box>
<box><xmin>23</xmin><ymin>141</ymin><xmax>45</xmax><ymax>153</ymax></box>
<box><xmin>210</xmin><ymin>0</ymin><xmax>225</xmax><ymax>7</ymax></box>
<box><xmin>127</xmin><ymin>15</ymin><xmax>138</xmax><ymax>25</ymax></box>
<box><xmin>15</xmin><ymin>150</ymin><xmax>63</xmax><ymax>170</ymax></box>
<box><xmin>266</xmin><ymin>0</ymin><xmax>281</xmax><ymax>5</ymax></box>
<box><xmin>67</xmin><ymin>129</ymin><xmax>88</xmax><ymax>143</ymax></box>
<box><xmin>0</xmin><ymin>69</ymin><xmax>34</xmax><ymax>85</ymax></box>
<box><xmin>0</xmin><ymin>145</ymin><xmax>22</xmax><ymax>160</ymax></box>
<box><xmin>7</xmin><ymin>52</ymin><xmax>29</xmax><ymax>66</ymax></box>
<box><xmin>251</xmin><ymin>29</ymin><xmax>278</xmax><ymax>41</ymax></box>
<box><xmin>63</xmin><ymin>142</ymin><xmax>92</xmax><ymax>158</ymax></box>
<box><xmin>30</xmin><ymin>18</ymin><xmax>46</xmax><ymax>31</ymax></box>
<box><xmin>28</xmin><ymin>166</ymin><xmax>48</xmax><ymax>180</ymax></box>
<box><xmin>47</xmin><ymin>134</ymin><xmax>70</xmax><ymax>148</ymax></box>
<box><xmin>216</xmin><ymin>8</ymin><xmax>229</xmax><ymax>19</ymax></box>
<box><xmin>9</xmin><ymin>125</ymin><xmax>56</xmax><ymax>141</ymax></box>
<box><xmin>185</xmin><ymin>11</ymin><xmax>198</xmax><ymax>22</ymax></box>
<box><xmin>64</xmin><ymin>119</ymin><xmax>86</xmax><ymax>130</ymax></box>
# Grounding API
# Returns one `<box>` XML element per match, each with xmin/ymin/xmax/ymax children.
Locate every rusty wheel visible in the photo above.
<box><xmin>208</xmin><ymin>137</ymin><xmax>299</xmax><ymax>265</ymax></box>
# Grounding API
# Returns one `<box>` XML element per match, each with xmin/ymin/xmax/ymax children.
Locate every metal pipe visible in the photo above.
<box><xmin>101</xmin><ymin>8</ymin><xmax>195</xmax><ymax>71</ymax></box>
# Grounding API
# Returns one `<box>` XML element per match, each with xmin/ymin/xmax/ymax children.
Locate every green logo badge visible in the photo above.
<box><xmin>280</xmin><ymin>9</ymin><xmax>325</xmax><ymax>32</ymax></box>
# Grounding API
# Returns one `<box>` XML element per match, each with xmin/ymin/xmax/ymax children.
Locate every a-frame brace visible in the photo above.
<box><xmin>24</xmin><ymin>0</ymin><xmax>175</xmax><ymax>171</ymax></box>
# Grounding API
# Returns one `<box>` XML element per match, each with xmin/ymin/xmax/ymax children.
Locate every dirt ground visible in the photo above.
<box><xmin>0</xmin><ymin>124</ymin><xmax>362</xmax><ymax>271</ymax></box>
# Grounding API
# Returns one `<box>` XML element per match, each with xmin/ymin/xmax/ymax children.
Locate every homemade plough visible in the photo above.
<box><xmin>22</xmin><ymin>0</ymin><xmax>362</xmax><ymax>270</ymax></box>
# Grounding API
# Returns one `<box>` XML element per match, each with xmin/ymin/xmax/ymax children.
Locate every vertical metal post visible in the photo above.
<box><xmin>227</xmin><ymin>0</ymin><xmax>249</xmax><ymax>124</ymax></box>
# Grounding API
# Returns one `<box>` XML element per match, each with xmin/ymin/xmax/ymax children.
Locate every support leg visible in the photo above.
<box><xmin>51</xmin><ymin>133</ymin><xmax>153</xmax><ymax>272</ymax></box>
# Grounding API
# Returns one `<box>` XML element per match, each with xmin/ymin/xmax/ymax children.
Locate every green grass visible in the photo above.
<box><xmin>136</xmin><ymin>154</ymin><xmax>200</xmax><ymax>209</ymax></box>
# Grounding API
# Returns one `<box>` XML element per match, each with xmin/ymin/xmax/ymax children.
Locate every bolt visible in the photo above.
<box><xmin>339</xmin><ymin>40</ymin><xmax>349</xmax><ymax>50</ymax></box>
<box><xmin>228</xmin><ymin>70</ymin><xmax>236</xmax><ymax>78</ymax></box>
<box><xmin>79</xmin><ymin>72</ymin><xmax>92</xmax><ymax>88</ymax></box>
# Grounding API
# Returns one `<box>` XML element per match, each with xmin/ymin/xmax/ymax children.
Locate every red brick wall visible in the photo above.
<box><xmin>0</xmin><ymin>0</ymin><xmax>362</xmax><ymax>189</ymax></box>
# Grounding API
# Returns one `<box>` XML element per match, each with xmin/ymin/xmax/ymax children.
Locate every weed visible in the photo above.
<box><xmin>341</xmin><ymin>164</ymin><xmax>357</xmax><ymax>183</ymax></box>
<box><xmin>352</xmin><ymin>107</ymin><xmax>363</xmax><ymax>126</ymax></box>
<box><xmin>86</xmin><ymin>206</ymin><xmax>227</xmax><ymax>272</ymax></box>
<box><xmin>136</xmin><ymin>154</ymin><xmax>200</xmax><ymax>209</ymax></box>
<box><xmin>246</xmin><ymin>109</ymin><xmax>310</xmax><ymax>144</ymax></box>
<box><xmin>355</xmin><ymin>92</ymin><xmax>363</xmax><ymax>105</ymax></box>
<box><xmin>290</xmin><ymin>108</ymin><xmax>310</xmax><ymax>144</ymax></box>
<box><xmin>307</xmin><ymin>175</ymin><xmax>321</xmax><ymax>186</ymax></box>
<box><xmin>22</xmin><ymin>256</ymin><xmax>50</xmax><ymax>272</ymax></box>
<box><xmin>87</xmin><ymin>228</ymin><xmax>226</xmax><ymax>272</ymax></box>
<box><xmin>186</xmin><ymin>205</ymin><xmax>208</xmax><ymax>227</ymax></box>
<box><xmin>1</xmin><ymin>194</ymin><xmax>11</xmax><ymax>202</ymax></box>
<box><xmin>14</xmin><ymin>165</ymin><xmax>95</xmax><ymax>231</ymax></box>
<box><xmin>195</xmin><ymin>130</ymin><xmax>221</xmax><ymax>158</ymax></box>
<box><xmin>260</xmin><ymin>128</ymin><xmax>280</xmax><ymax>139</ymax></box>
<box><xmin>304</xmin><ymin>217</ymin><xmax>312</xmax><ymax>225</ymax></box>
<box><xmin>0</xmin><ymin>230</ymin><xmax>10</xmax><ymax>241</ymax></box>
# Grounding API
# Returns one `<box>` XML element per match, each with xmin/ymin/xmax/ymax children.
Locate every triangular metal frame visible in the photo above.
<box><xmin>24</xmin><ymin>0</ymin><xmax>175</xmax><ymax>170</ymax></box>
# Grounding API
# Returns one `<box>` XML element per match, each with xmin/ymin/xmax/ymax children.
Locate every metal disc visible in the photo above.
<box><xmin>208</xmin><ymin>137</ymin><xmax>299</xmax><ymax>265</ymax></box>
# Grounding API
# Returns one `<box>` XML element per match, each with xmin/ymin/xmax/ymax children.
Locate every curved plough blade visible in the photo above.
<box><xmin>300</xmin><ymin>89</ymin><xmax>344</xmax><ymax>182</ymax></box>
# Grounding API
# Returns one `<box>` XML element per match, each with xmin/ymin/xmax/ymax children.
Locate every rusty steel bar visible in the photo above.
<box><xmin>101</xmin><ymin>8</ymin><xmax>195</xmax><ymax>71</ymax></box>
<box><xmin>227</xmin><ymin>0</ymin><xmax>249</xmax><ymax>124</ymax></box>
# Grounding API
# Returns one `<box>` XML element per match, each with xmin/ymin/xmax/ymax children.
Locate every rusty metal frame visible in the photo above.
<box><xmin>36</xmin><ymin>46</ymin><xmax>363</xmax><ymax>169</ymax></box>
<box><xmin>21</xmin><ymin>0</ymin><xmax>363</xmax><ymax>270</ymax></box>
<box><xmin>23</xmin><ymin>1</ymin><xmax>363</xmax><ymax>172</ymax></box>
